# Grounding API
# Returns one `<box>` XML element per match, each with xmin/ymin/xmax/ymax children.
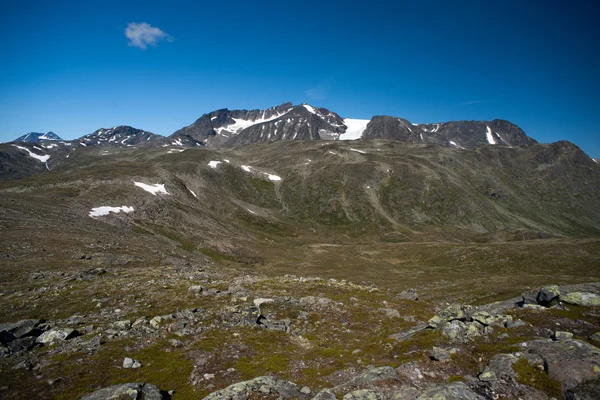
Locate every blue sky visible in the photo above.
<box><xmin>1</xmin><ymin>0</ymin><xmax>599</xmax><ymax>157</ymax></box>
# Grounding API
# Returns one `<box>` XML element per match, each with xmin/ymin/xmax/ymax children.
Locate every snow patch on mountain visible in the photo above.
<box><xmin>485</xmin><ymin>125</ymin><xmax>496</xmax><ymax>145</ymax></box>
<box><xmin>340</xmin><ymin>119</ymin><xmax>370</xmax><ymax>140</ymax></box>
<box><xmin>214</xmin><ymin>109</ymin><xmax>292</xmax><ymax>136</ymax></box>
<box><xmin>134</xmin><ymin>182</ymin><xmax>169</xmax><ymax>195</ymax></box>
<box><xmin>264</xmin><ymin>173</ymin><xmax>281</xmax><ymax>181</ymax></box>
<box><xmin>208</xmin><ymin>161</ymin><xmax>221</xmax><ymax>169</ymax></box>
<box><xmin>89</xmin><ymin>206</ymin><xmax>134</xmax><ymax>218</ymax></box>
<box><xmin>350</xmin><ymin>148</ymin><xmax>366</xmax><ymax>154</ymax></box>
<box><xmin>12</xmin><ymin>145</ymin><xmax>51</xmax><ymax>163</ymax></box>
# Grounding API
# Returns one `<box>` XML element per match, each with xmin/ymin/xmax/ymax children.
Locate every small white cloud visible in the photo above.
<box><xmin>125</xmin><ymin>22</ymin><xmax>172</xmax><ymax>50</ymax></box>
<box><xmin>460</xmin><ymin>99</ymin><xmax>486</xmax><ymax>106</ymax></box>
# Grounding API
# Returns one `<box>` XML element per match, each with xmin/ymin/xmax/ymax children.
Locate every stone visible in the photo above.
<box><xmin>337</xmin><ymin>366</ymin><xmax>398</xmax><ymax>389</ymax></box>
<box><xmin>536</xmin><ymin>285</ymin><xmax>560</xmax><ymax>307</ymax></box>
<box><xmin>379</xmin><ymin>308</ymin><xmax>400</xmax><ymax>318</ymax></box>
<box><xmin>397</xmin><ymin>288</ymin><xmax>418</xmax><ymax>301</ymax></box>
<box><xmin>35</xmin><ymin>329</ymin><xmax>78</xmax><ymax>344</ymax></box>
<box><xmin>561</xmin><ymin>292</ymin><xmax>600</xmax><ymax>306</ymax></box>
<box><xmin>253</xmin><ymin>298</ymin><xmax>274</xmax><ymax>308</ymax></box>
<box><xmin>115</xmin><ymin>320</ymin><xmax>132</xmax><ymax>330</ymax></box>
<box><xmin>81</xmin><ymin>383</ymin><xmax>163</xmax><ymax>400</ymax></box>
<box><xmin>343</xmin><ymin>389</ymin><xmax>383</xmax><ymax>400</ymax></box>
<box><xmin>553</xmin><ymin>331</ymin><xmax>574</xmax><ymax>341</ymax></box>
<box><xmin>123</xmin><ymin>357</ymin><xmax>142</xmax><ymax>369</ymax></box>
<box><xmin>202</xmin><ymin>376</ymin><xmax>308</xmax><ymax>400</ymax></box>
<box><xmin>478</xmin><ymin>354</ymin><xmax>519</xmax><ymax>382</ymax></box>
<box><xmin>428</xmin><ymin>347</ymin><xmax>455</xmax><ymax>361</ymax></box>
<box><xmin>149</xmin><ymin>316</ymin><xmax>163</xmax><ymax>329</ymax></box>
<box><xmin>590</xmin><ymin>332</ymin><xmax>600</xmax><ymax>342</ymax></box>
<box><xmin>442</xmin><ymin>320</ymin><xmax>468</xmax><ymax>341</ymax></box>
<box><xmin>300</xmin><ymin>386</ymin><xmax>311</xmax><ymax>394</ymax></box>
<box><xmin>189</xmin><ymin>285</ymin><xmax>204</xmax><ymax>294</ymax></box>
<box><xmin>311</xmin><ymin>388</ymin><xmax>336</xmax><ymax>400</ymax></box>
<box><xmin>299</xmin><ymin>296</ymin><xmax>335</xmax><ymax>309</ymax></box>
<box><xmin>391</xmin><ymin>387</ymin><xmax>419</xmax><ymax>399</ymax></box>
<box><xmin>416</xmin><ymin>382</ymin><xmax>485</xmax><ymax>399</ymax></box>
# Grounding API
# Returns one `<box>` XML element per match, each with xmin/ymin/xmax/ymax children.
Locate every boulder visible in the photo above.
<box><xmin>590</xmin><ymin>332</ymin><xmax>600</xmax><ymax>343</ymax></box>
<box><xmin>416</xmin><ymin>382</ymin><xmax>484</xmax><ymax>399</ymax></box>
<box><xmin>561</xmin><ymin>292</ymin><xmax>600</xmax><ymax>306</ymax></box>
<box><xmin>81</xmin><ymin>382</ymin><xmax>163</xmax><ymax>400</ymax></box>
<box><xmin>379</xmin><ymin>308</ymin><xmax>401</xmax><ymax>318</ymax></box>
<box><xmin>335</xmin><ymin>366</ymin><xmax>398</xmax><ymax>389</ymax></box>
<box><xmin>389</xmin><ymin>323</ymin><xmax>429</xmax><ymax>342</ymax></box>
<box><xmin>536</xmin><ymin>285</ymin><xmax>560</xmax><ymax>307</ymax></box>
<box><xmin>428</xmin><ymin>347</ymin><xmax>456</xmax><ymax>361</ymax></box>
<box><xmin>35</xmin><ymin>329</ymin><xmax>78</xmax><ymax>344</ymax></box>
<box><xmin>202</xmin><ymin>376</ymin><xmax>308</xmax><ymax>400</ymax></box>
<box><xmin>123</xmin><ymin>357</ymin><xmax>142</xmax><ymax>368</ymax></box>
<box><xmin>525</xmin><ymin>339</ymin><xmax>600</xmax><ymax>390</ymax></box>
<box><xmin>0</xmin><ymin>319</ymin><xmax>43</xmax><ymax>343</ymax></box>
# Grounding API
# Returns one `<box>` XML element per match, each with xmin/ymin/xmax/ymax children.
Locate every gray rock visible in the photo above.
<box><xmin>428</xmin><ymin>347</ymin><xmax>456</xmax><ymax>361</ymax></box>
<box><xmin>123</xmin><ymin>357</ymin><xmax>142</xmax><ymax>368</ymax></box>
<box><xmin>189</xmin><ymin>285</ymin><xmax>204</xmax><ymax>294</ymax></box>
<box><xmin>537</xmin><ymin>285</ymin><xmax>560</xmax><ymax>307</ymax></box>
<box><xmin>343</xmin><ymin>389</ymin><xmax>384</xmax><ymax>400</ymax></box>
<box><xmin>589</xmin><ymin>332</ymin><xmax>600</xmax><ymax>342</ymax></box>
<box><xmin>397</xmin><ymin>288</ymin><xmax>419</xmax><ymax>301</ymax></box>
<box><xmin>416</xmin><ymin>382</ymin><xmax>485</xmax><ymax>399</ymax></box>
<box><xmin>81</xmin><ymin>382</ymin><xmax>163</xmax><ymax>400</ymax></box>
<box><xmin>300</xmin><ymin>386</ymin><xmax>311</xmax><ymax>394</ymax></box>
<box><xmin>525</xmin><ymin>338</ymin><xmax>600</xmax><ymax>390</ymax></box>
<box><xmin>337</xmin><ymin>366</ymin><xmax>398</xmax><ymax>389</ymax></box>
<box><xmin>299</xmin><ymin>296</ymin><xmax>335</xmax><ymax>309</ymax></box>
<box><xmin>202</xmin><ymin>376</ymin><xmax>308</xmax><ymax>400</ymax></box>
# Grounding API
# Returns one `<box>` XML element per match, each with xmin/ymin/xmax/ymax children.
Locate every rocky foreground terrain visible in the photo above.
<box><xmin>1</xmin><ymin>260</ymin><xmax>599</xmax><ymax>399</ymax></box>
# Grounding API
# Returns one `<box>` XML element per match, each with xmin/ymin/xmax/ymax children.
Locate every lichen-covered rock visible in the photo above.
<box><xmin>565</xmin><ymin>376</ymin><xmax>600</xmax><ymax>400</ymax></box>
<box><xmin>416</xmin><ymin>382</ymin><xmax>484</xmax><ymax>399</ymax></box>
<box><xmin>81</xmin><ymin>382</ymin><xmax>163</xmax><ymax>400</ymax></box>
<box><xmin>478</xmin><ymin>353</ymin><xmax>543</xmax><ymax>382</ymax></box>
<box><xmin>561</xmin><ymin>292</ymin><xmax>600</xmax><ymax>306</ymax></box>
<box><xmin>202</xmin><ymin>376</ymin><xmax>308</xmax><ymax>400</ymax></box>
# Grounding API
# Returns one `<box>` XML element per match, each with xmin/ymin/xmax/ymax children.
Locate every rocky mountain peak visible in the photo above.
<box><xmin>13</xmin><ymin>131</ymin><xmax>62</xmax><ymax>143</ymax></box>
<box><xmin>79</xmin><ymin>126</ymin><xmax>161</xmax><ymax>147</ymax></box>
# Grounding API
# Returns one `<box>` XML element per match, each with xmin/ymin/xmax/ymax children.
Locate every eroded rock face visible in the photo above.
<box><xmin>81</xmin><ymin>382</ymin><xmax>163</xmax><ymax>400</ymax></box>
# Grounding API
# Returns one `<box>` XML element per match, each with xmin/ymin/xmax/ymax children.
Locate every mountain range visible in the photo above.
<box><xmin>8</xmin><ymin>102</ymin><xmax>537</xmax><ymax>151</ymax></box>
